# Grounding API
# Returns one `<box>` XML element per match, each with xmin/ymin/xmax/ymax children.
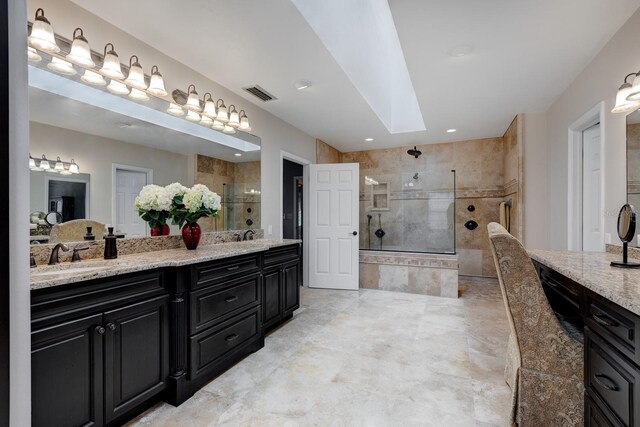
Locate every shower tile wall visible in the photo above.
<box><xmin>342</xmin><ymin>137</ymin><xmax>509</xmax><ymax>277</ymax></box>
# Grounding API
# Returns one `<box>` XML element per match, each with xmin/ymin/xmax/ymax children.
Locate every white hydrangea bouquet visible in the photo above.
<box><xmin>169</xmin><ymin>183</ymin><xmax>221</xmax><ymax>228</ymax></box>
<box><xmin>135</xmin><ymin>184</ymin><xmax>173</xmax><ymax>233</ymax></box>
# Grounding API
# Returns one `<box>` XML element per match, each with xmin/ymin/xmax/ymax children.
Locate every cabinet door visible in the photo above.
<box><xmin>262</xmin><ymin>268</ymin><xmax>283</xmax><ymax>329</ymax></box>
<box><xmin>103</xmin><ymin>295</ymin><xmax>170</xmax><ymax>423</ymax></box>
<box><xmin>283</xmin><ymin>261</ymin><xmax>300</xmax><ymax>314</ymax></box>
<box><xmin>32</xmin><ymin>313</ymin><xmax>104</xmax><ymax>427</ymax></box>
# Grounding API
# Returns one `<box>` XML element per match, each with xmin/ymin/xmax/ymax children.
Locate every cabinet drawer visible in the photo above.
<box><xmin>263</xmin><ymin>244</ymin><xmax>299</xmax><ymax>267</ymax></box>
<box><xmin>191</xmin><ymin>254</ymin><xmax>260</xmax><ymax>289</ymax></box>
<box><xmin>190</xmin><ymin>306</ymin><xmax>261</xmax><ymax>378</ymax></box>
<box><xmin>587</xmin><ymin>293</ymin><xmax>640</xmax><ymax>365</ymax></box>
<box><xmin>586</xmin><ymin>329</ymin><xmax>640</xmax><ymax>426</ymax></box>
<box><xmin>189</xmin><ymin>274</ymin><xmax>260</xmax><ymax>334</ymax></box>
<box><xmin>586</xmin><ymin>394</ymin><xmax>616</xmax><ymax>427</ymax></box>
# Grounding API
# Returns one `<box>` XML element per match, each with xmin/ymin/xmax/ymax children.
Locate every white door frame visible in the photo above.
<box><xmin>111</xmin><ymin>163</ymin><xmax>153</xmax><ymax>236</ymax></box>
<box><xmin>44</xmin><ymin>175</ymin><xmax>91</xmax><ymax>219</ymax></box>
<box><xmin>567</xmin><ymin>102</ymin><xmax>605</xmax><ymax>250</ymax></box>
<box><xmin>280</xmin><ymin>150</ymin><xmax>311</xmax><ymax>287</ymax></box>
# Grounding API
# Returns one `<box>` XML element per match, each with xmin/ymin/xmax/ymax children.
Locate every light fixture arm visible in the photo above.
<box><xmin>129</xmin><ymin>55</ymin><xmax>139</xmax><ymax>67</ymax></box>
<box><xmin>203</xmin><ymin>92</ymin><xmax>213</xmax><ymax>102</ymax></box>
<box><xmin>216</xmin><ymin>98</ymin><xmax>226</xmax><ymax>108</ymax></box>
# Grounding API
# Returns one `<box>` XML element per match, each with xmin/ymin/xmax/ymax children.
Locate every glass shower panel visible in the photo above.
<box><xmin>222</xmin><ymin>182</ymin><xmax>261</xmax><ymax>231</ymax></box>
<box><xmin>360</xmin><ymin>169</ymin><xmax>455</xmax><ymax>254</ymax></box>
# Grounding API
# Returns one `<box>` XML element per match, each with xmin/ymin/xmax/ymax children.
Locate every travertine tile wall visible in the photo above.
<box><xmin>316</xmin><ymin>139</ymin><xmax>343</xmax><ymax>163</ymax></box>
<box><xmin>502</xmin><ymin>115</ymin><xmax>523</xmax><ymax>241</ymax></box>
<box><xmin>194</xmin><ymin>155</ymin><xmax>261</xmax><ymax>231</ymax></box>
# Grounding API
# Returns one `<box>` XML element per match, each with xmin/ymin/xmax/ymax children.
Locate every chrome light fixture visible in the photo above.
<box><xmin>223</xmin><ymin>125</ymin><xmax>236</xmax><ymax>134</ymax></box>
<box><xmin>107</xmin><ymin>79</ymin><xmax>130</xmax><ymax>95</ymax></box>
<box><xmin>167</xmin><ymin>102</ymin><xmax>185</xmax><ymax>116</ymax></box>
<box><xmin>28</xmin><ymin>8</ymin><xmax>60</xmax><ymax>53</ymax></box>
<box><xmin>239</xmin><ymin>110</ymin><xmax>251</xmax><ymax>131</ymax></box>
<box><xmin>216</xmin><ymin>99</ymin><xmax>229</xmax><ymax>123</ymax></box>
<box><xmin>66</xmin><ymin>27</ymin><xmax>95</xmax><ymax>67</ymax></box>
<box><xmin>202</xmin><ymin>93</ymin><xmax>217</xmax><ymax>118</ymax></box>
<box><xmin>612</xmin><ymin>73</ymin><xmax>640</xmax><ymax>113</ymax></box>
<box><xmin>47</xmin><ymin>57</ymin><xmax>76</xmax><ymax>76</ymax></box>
<box><xmin>147</xmin><ymin>65</ymin><xmax>168</xmax><ymax>97</ymax></box>
<box><xmin>185</xmin><ymin>110</ymin><xmax>201</xmax><ymax>122</ymax></box>
<box><xmin>27</xmin><ymin>47</ymin><xmax>41</xmax><ymax>62</ymax></box>
<box><xmin>124</xmin><ymin>55</ymin><xmax>147</xmax><ymax>90</ymax></box>
<box><xmin>211</xmin><ymin>120</ymin><xmax>225</xmax><ymax>130</ymax></box>
<box><xmin>129</xmin><ymin>88</ymin><xmax>149</xmax><ymax>101</ymax></box>
<box><xmin>81</xmin><ymin>69</ymin><xmax>106</xmax><ymax>86</ymax></box>
<box><xmin>228</xmin><ymin>105</ymin><xmax>240</xmax><ymax>128</ymax></box>
<box><xmin>185</xmin><ymin>85</ymin><xmax>202</xmax><ymax>112</ymax></box>
<box><xmin>100</xmin><ymin>43</ymin><xmax>125</xmax><ymax>79</ymax></box>
<box><xmin>628</xmin><ymin>71</ymin><xmax>640</xmax><ymax>102</ymax></box>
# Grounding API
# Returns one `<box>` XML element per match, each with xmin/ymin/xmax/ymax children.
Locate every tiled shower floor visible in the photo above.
<box><xmin>126</xmin><ymin>277</ymin><xmax>511</xmax><ymax>427</ymax></box>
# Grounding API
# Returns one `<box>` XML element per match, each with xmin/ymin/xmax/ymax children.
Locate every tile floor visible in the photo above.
<box><xmin>127</xmin><ymin>277</ymin><xmax>511</xmax><ymax>427</ymax></box>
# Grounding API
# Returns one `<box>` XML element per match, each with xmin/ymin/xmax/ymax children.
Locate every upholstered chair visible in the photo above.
<box><xmin>49</xmin><ymin>219</ymin><xmax>106</xmax><ymax>243</ymax></box>
<box><xmin>487</xmin><ymin>222</ymin><xmax>584</xmax><ymax>426</ymax></box>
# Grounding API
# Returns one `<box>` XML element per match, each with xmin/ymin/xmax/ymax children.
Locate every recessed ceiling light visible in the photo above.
<box><xmin>447</xmin><ymin>129</ymin><xmax>456</xmax><ymax>133</ymax></box>
<box><xmin>365</xmin><ymin>138</ymin><xmax>373</xmax><ymax>142</ymax></box>
<box><xmin>234</xmin><ymin>153</ymin><xmax>242</xmax><ymax>157</ymax></box>
<box><xmin>448</xmin><ymin>44</ymin><xmax>474</xmax><ymax>58</ymax></box>
<box><xmin>294</xmin><ymin>80</ymin><xmax>312</xmax><ymax>90</ymax></box>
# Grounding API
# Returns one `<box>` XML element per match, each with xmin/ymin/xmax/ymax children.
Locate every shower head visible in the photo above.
<box><xmin>407</xmin><ymin>146</ymin><xmax>422</xmax><ymax>158</ymax></box>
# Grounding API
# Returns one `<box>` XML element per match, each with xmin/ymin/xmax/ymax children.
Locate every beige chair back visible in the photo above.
<box><xmin>49</xmin><ymin>219</ymin><xmax>105</xmax><ymax>243</ymax></box>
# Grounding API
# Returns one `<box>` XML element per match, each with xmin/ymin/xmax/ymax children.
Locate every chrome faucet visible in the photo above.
<box><xmin>48</xmin><ymin>243</ymin><xmax>70</xmax><ymax>265</ymax></box>
<box><xmin>233</xmin><ymin>233</ymin><xmax>242</xmax><ymax>242</ymax></box>
<box><xmin>243</xmin><ymin>229</ymin><xmax>255</xmax><ymax>241</ymax></box>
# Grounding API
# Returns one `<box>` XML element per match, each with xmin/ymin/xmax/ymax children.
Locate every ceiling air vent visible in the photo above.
<box><xmin>243</xmin><ymin>85</ymin><xmax>277</xmax><ymax>102</ymax></box>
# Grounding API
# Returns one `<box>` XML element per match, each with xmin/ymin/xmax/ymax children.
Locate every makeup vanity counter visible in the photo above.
<box><xmin>529</xmin><ymin>249</ymin><xmax>640</xmax><ymax>427</ymax></box>
<box><xmin>30</xmin><ymin>238</ymin><xmax>302</xmax><ymax>427</ymax></box>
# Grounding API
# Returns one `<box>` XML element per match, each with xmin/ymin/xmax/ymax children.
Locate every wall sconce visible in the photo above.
<box><xmin>228</xmin><ymin>105</ymin><xmax>240</xmax><ymax>128</ymax></box>
<box><xmin>28</xmin><ymin>8</ymin><xmax>60</xmax><ymax>53</ymax></box>
<box><xmin>612</xmin><ymin>72</ymin><xmax>640</xmax><ymax>113</ymax></box>
<box><xmin>185</xmin><ymin>85</ymin><xmax>202</xmax><ymax>112</ymax></box>
<box><xmin>239</xmin><ymin>110</ymin><xmax>251</xmax><ymax>131</ymax></box>
<box><xmin>66</xmin><ymin>27</ymin><xmax>95</xmax><ymax>67</ymax></box>
<box><xmin>29</xmin><ymin>154</ymin><xmax>80</xmax><ymax>174</ymax></box>
<box><xmin>628</xmin><ymin>71</ymin><xmax>640</xmax><ymax>102</ymax></box>
<box><xmin>147</xmin><ymin>65</ymin><xmax>168</xmax><ymax>97</ymax></box>
<box><xmin>100</xmin><ymin>43</ymin><xmax>125</xmax><ymax>79</ymax></box>
<box><xmin>216</xmin><ymin>99</ymin><xmax>229</xmax><ymax>123</ymax></box>
<box><xmin>202</xmin><ymin>93</ymin><xmax>217</xmax><ymax>118</ymax></box>
<box><xmin>124</xmin><ymin>55</ymin><xmax>147</xmax><ymax>90</ymax></box>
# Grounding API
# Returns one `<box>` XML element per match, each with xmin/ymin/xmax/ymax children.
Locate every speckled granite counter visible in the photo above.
<box><xmin>30</xmin><ymin>239</ymin><xmax>301</xmax><ymax>291</ymax></box>
<box><xmin>529</xmin><ymin>249</ymin><xmax>640</xmax><ymax>315</ymax></box>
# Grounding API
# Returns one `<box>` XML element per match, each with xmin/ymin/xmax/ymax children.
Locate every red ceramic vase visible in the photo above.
<box><xmin>150</xmin><ymin>224</ymin><xmax>171</xmax><ymax>236</ymax></box>
<box><xmin>181</xmin><ymin>222</ymin><xmax>201</xmax><ymax>250</ymax></box>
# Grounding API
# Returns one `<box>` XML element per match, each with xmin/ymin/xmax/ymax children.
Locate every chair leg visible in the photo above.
<box><xmin>517</xmin><ymin>368</ymin><xmax>584</xmax><ymax>426</ymax></box>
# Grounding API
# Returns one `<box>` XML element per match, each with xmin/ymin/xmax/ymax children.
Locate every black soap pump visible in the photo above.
<box><xmin>104</xmin><ymin>227</ymin><xmax>118</xmax><ymax>260</ymax></box>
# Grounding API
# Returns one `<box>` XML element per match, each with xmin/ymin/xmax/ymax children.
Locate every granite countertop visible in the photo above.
<box><xmin>529</xmin><ymin>249</ymin><xmax>640</xmax><ymax>316</ymax></box>
<box><xmin>30</xmin><ymin>239</ymin><xmax>301</xmax><ymax>291</ymax></box>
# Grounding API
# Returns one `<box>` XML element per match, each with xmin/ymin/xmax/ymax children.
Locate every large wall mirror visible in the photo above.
<box><xmin>627</xmin><ymin>109</ymin><xmax>640</xmax><ymax>246</ymax></box>
<box><xmin>29</xmin><ymin>64</ymin><xmax>261</xmax><ymax>245</ymax></box>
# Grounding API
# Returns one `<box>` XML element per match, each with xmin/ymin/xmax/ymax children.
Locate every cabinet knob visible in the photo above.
<box><xmin>95</xmin><ymin>326</ymin><xmax>106</xmax><ymax>335</ymax></box>
<box><xmin>106</xmin><ymin>323</ymin><xmax>116</xmax><ymax>332</ymax></box>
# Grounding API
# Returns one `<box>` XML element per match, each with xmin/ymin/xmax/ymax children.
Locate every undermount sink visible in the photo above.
<box><xmin>31</xmin><ymin>265</ymin><xmax>110</xmax><ymax>279</ymax></box>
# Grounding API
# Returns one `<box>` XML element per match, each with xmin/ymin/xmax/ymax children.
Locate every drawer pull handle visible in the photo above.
<box><xmin>593</xmin><ymin>313</ymin><xmax>619</xmax><ymax>328</ymax></box>
<box><xmin>95</xmin><ymin>326</ymin><xmax>106</xmax><ymax>335</ymax></box>
<box><xmin>227</xmin><ymin>265</ymin><xmax>240</xmax><ymax>271</ymax></box>
<box><xmin>225</xmin><ymin>334</ymin><xmax>238</xmax><ymax>342</ymax></box>
<box><xmin>225</xmin><ymin>296</ymin><xmax>239</xmax><ymax>303</ymax></box>
<box><xmin>594</xmin><ymin>374</ymin><xmax>619</xmax><ymax>391</ymax></box>
<box><xmin>546</xmin><ymin>280</ymin><xmax>559</xmax><ymax>288</ymax></box>
<box><xmin>106</xmin><ymin>323</ymin><xmax>116</xmax><ymax>332</ymax></box>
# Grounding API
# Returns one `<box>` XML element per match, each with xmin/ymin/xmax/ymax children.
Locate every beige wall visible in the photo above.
<box><xmin>30</xmin><ymin>122</ymin><xmax>191</xmax><ymax>226</ymax></box>
<box><xmin>28</xmin><ymin>0</ymin><xmax>317</xmax><ymax>239</ymax></box>
<box><xmin>544</xmin><ymin>8</ymin><xmax>640</xmax><ymax>249</ymax></box>
<box><xmin>502</xmin><ymin>115</ymin><xmax>523</xmax><ymax>241</ymax></box>
<box><xmin>316</xmin><ymin>139</ymin><xmax>342</xmax><ymax>163</ymax></box>
<box><xmin>523</xmin><ymin>112</ymin><xmax>548</xmax><ymax>249</ymax></box>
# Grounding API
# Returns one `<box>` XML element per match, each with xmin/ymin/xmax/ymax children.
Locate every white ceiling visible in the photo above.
<box><xmin>71</xmin><ymin>0</ymin><xmax>640</xmax><ymax>152</ymax></box>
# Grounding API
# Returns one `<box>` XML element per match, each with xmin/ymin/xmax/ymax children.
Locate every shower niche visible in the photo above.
<box><xmin>368</xmin><ymin>182</ymin><xmax>390</xmax><ymax>211</ymax></box>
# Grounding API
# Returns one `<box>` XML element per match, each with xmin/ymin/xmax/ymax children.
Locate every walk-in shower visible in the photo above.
<box><xmin>360</xmin><ymin>169</ymin><xmax>456</xmax><ymax>254</ymax></box>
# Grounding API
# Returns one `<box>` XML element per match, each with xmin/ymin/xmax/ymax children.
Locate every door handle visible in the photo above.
<box><xmin>352</xmin><ymin>231</ymin><xmax>358</xmax><ymax>236</ymax></box>
<box><xmin>225</xmin><ymin>296</ymin><xmax>239</xmax><ymax>303</ymax></box>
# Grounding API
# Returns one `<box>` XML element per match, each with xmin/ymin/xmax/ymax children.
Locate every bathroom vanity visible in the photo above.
<box><xmin>30</xmin><ymin>240</ymin><xmax>301</xmax><ymax>427</ymax></box>
<box><xmin>530</xmin><ymin>250</ymin><xmax>640</xmax><ymax>427</ymax></box>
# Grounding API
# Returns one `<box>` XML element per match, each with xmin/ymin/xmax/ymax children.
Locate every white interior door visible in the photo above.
<box><xmin>115</xmin><ymin>169</ymin><xmax>148</xmax><ymax>237</ymax></box>
<box><xmin>308</xmin><ymin>163</ymin><xmax>359</xmax><ymax>290</ymax></box>
<box><xmin>582</xmin><ymin>124</ymin><xmax>603</xmax><ymax>251</ymax></box>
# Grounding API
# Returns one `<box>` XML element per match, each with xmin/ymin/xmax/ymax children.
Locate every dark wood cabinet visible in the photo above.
<box><xmin>32</xmin><ymin>313</ymin><xmax>104</xmax><ymax>427</ymax></box>
<box><xmin>262</xmin><ymin>267</ymin><xmax>283</xmax><ymax>329</ymax></box>
<box><xmin>31</xmin><ymin>272</ymin><xmax>170</xmax><ymax>427</ymax></box>
<box><xmin>283</xmin><ymin>260</ymin><xmax>300</xmax><ymax>314</ymax></box>
<box><xmin>104</xmin><ymin>295</ymin><xmax>170</xmax><ymax>423</ymax></box>
<box><xmin>261</xmin><ymin>245</ymin><xmax>301</xmax><ymax>333</ymax></box>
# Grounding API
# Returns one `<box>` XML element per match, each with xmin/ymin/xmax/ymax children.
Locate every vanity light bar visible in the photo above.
<box><xmin>612</xmin><ymin>71</ymin><xmax>640</xmax><ymax>113</ymax></box>
<box><xmin>27</xmin><ymin>10</ymin><xmax>255</xmax><ymax>134</ymax></box>
<box><xmin>29</xmin><ymin>154</ymin><xmax>80</xmax><ymax>175</ymax></box>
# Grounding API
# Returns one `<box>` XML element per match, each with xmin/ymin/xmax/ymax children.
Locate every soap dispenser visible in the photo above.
<box><xmin>104</xmin><ymin>227</ymin><xmax>118</xmax><ymax>259</ymax></box>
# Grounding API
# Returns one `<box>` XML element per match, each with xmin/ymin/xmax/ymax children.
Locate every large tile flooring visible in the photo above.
<box><xmin>127</xmin><ymin>277</ymin><xmax>511</xmax><ymax>427</ymax></box>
